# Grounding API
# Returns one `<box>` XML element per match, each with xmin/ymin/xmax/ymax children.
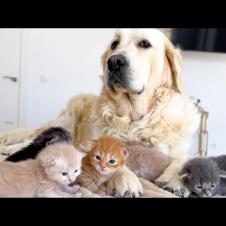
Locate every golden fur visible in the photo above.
<box><xmin>0</xmin><ymin>29</ymin><xmax>200</xmax><ymax>197</ymax></box>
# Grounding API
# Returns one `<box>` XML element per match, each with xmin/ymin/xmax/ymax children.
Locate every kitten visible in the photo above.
<box><xmin>75</xmin><ymin>136</ymin><xmax>129</xmax><ymax>196</ymax></box>
<box><xmin>6</xmin><ymin>127</ymin><xmax>71</xmax><ymax>162</ymax></box>
<box><xmin>210</xmin><ymin>155</ymin><xmax>226</xmax><ymax>171</ymax></box>
<box><xmin>75</xmin><ymin>136</ymin><xmax>171</xmax><ymax>196</ymax></box>
<box><xmin>0</xmin><ymin>143</ymin><xmax>84</xmax><ymax>197</ymax></box>
<box><xmin>179</xmin><ymin>156</ymin><xmax>226</xmax><ymax>197</ymax></box>
<box><xmin>126</xmin><ymin>144</ymin><xmax>171</xmax><ymax>181</ymax></box>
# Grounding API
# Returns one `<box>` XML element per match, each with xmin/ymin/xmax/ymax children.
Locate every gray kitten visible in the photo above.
<box><xmin>179</xmin><ymin>156</ymin><xmax>226</xmax><ymax>197</ymax></box>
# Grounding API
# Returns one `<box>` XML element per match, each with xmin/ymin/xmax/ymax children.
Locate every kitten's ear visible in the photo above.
<box><xmin>79</xmin><ymin>151</ymin><xmax>86</xmax><ymax>159</ymax></box>
<box><xmin>121</xmin><ymin>147</ymin><xmax>129</xmax><ymax>159</ymax></box>
<box><xmin>179</xmin><ymin>168</ymin><xmax>190</xmax><ymax>179</ymax></box>
<box><xmin>219</xmin><ymin>170</ymin><xmax>226</xmax><ymax>178</ymax></box>
<box><xmin>40</xmin><ymin>155</ymin><xmax>56</xmax><ymax>168</ymax></box>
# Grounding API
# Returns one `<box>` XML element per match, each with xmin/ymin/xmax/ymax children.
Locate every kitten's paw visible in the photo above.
<box><xmin>96</xmin><ymin>191</ymin><xmax>107</xmax><ymax>196</ymax></box>
<box><xmin>72</xmin><ymin>192</ymin><xmax>83</xmax><ymax>197</ymax></box>
<box><xmin>107</xmin><ymin>166</ymin><xmax>143</xmax><ymax>198</ymax></box>
<box><xmin>70</xmin><ymin>185</ymin><xmax>81</xmax><ymax>194</ymax></box>
<box><xmin>60</xmin><ymin>184</ymin><xmax>81</xmax><ymax>195</ymax></box>
<box><xmin>102</xmin><ymin>195</ymin><xmax>113</xmax><ymax>198</ymax></box>
<box><xmin>156</xmin><ymin>174</ymin><xmax>189</xmax><ymax>197</ymax></box>
<box><xmin>99</xmin><ymin>185</ymin><xmax>107</xmax><ymax>193</ymax></box>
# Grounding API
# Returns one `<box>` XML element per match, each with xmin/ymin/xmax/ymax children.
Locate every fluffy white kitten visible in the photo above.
<box><xmin>0</xmin><ymin>143</ymin><xmax>85</xmax><ymax>197</ymax></box>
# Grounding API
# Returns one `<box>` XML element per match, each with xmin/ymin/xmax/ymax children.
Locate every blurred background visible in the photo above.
<box><xmin>0</xmin><ymin>28</ymin><xmax>226</xmax><ymax>157</ymax></box>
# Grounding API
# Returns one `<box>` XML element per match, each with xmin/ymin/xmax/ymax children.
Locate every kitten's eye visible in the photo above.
<box><xmin>111</xmin><ymin>40</ymin><xmax>119</xmax><ymax>50</ymax></box>
<box><xmin>62</xmin><ymin>172</ymin><xmax>67</xmax><ymax>176</ymax></box>
<box><xmin>109</xmin><ymin>159</ymin><xmax>116</xmax><ymax>164</ymax></box>
<box><xmin>95</xmin><ymin>155</ymin><xmax>101</xmax><ymax>161</ymax></box>
<box><xmin>138</xmin><ymin>40</ymin><xmax>152</xmax><ymax>49</ymax></box>
<box><xmin>196</xmin><ymin>185</ymin><xmax>202</xmax><ymax>190</ymax></box>
<box><xmin>211</xmin><ymin>184</ymin><xmax>216</xmax><ymax>189</ymax></box>
<box><xmin>74</xmin><ymin>169</ymin><xmax>78</xmax><ymax>173</ymax></box>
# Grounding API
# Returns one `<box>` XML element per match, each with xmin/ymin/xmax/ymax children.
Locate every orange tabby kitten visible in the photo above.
<box><xmin>76</xmin><ymin>136</ymin><xmax>128</xmax><ymax>196</ymax></box>
<box><xmin>0</xmin><ymin>143</ymin><xmax>85</xmax><ymax>197</ymax></box>
<box><xmin>76</xmin><ymin>136</ymin><xmax>171</xmax><ymax>196</ymax></box>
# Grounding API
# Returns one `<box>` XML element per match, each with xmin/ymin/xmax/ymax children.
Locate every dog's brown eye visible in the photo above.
<box><xmin>111</xmin><ymin>40</ymin><xmax>119</xmax><ymax>50</ymax></box>
<box><xmin>138</xmin><ymin>40</ymin><xmax>151</xmax><ymax>49</ymax></box>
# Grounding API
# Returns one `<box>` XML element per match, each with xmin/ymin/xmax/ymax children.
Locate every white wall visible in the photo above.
<box><xmin>182</xmin><ymin>51</ymin><xmax>226</xmax><ymax>156</ymax></box>
<box><xmin>19</xmin><ymin>29</ymin><xmax>116</xmax><ymax>128</ymax></box>
<box><xmin>18</xmin><ymin>29</ymin><xmax>226</xmax><ymax>156</ymax></box>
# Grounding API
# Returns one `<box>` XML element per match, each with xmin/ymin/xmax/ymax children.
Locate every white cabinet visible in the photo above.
<box><xmin>0</xmin><ymin>29</ymin><xmax>21</xmax><ymax>131</ymax></box>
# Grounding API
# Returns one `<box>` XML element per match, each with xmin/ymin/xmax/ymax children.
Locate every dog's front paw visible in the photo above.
<box><xmin>0</xmin><ymin>133</ymin><xmax>6</xmax><ymax>146</ymax></box>
<box><xmin>156</xmin><ymin>173</ymin><xmax>190</xmax><ymax>197</ymax></box>
<box><xmin>0</xmin><ymin>145</ymin><xmax>17</xmax><ymax>156</ymax></box>
<box><xmin>0</xmin><ymin>141</ymin><xmax>31</xmax><ymax>156</ymax></box>
<box><xmin>107</xmin><ymin>166</ymin><xmax>143</xmax><ymax>198</ymax></box>
<box><xmin>0</xmin><ymin>146</ymin><xmax>11</xmax><ymax>156</ymax></box>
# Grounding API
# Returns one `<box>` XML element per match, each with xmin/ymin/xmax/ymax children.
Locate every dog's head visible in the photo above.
<box><xmin>101</xmin><ymin>29</ymin><xmax>182</xmax><ymax>96</ymax></box>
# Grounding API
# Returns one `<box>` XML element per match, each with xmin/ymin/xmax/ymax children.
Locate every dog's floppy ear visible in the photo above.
<box><xmin>164</xmin><ymin>37</ymin><xmax>183</xmax><ymax>93</ymax></box>
<box><xmin>101</xmin><ymin>47</ymin><xmax>110</xmax><ymax>72</ymax></box>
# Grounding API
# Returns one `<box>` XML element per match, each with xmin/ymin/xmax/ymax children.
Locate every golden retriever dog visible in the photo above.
<box><xmin>0</xmin><ymin>29</ymin><xmax>200</xmax><ymax>197</ymax></box>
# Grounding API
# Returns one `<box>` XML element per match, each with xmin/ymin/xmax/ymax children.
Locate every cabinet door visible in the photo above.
<box><xmin>0</xmin><ymin>29</ymin><xmax>21</xmax><ymax>131</ymax></box>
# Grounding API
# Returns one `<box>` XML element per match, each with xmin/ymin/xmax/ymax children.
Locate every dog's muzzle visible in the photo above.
<box><xmin>107</xmin><ymin>54</ymin><xmax>129</xmax><ymax>91</ymax></box>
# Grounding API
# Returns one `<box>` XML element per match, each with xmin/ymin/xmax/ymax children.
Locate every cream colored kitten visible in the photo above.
<box><xmin>0</xmin><ymin>143</ymin><xmax>85</xmax><ymax>197</ymax></box>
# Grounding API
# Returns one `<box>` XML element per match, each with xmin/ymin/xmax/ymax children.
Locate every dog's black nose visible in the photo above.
<box><xmin>107</xmin><ymin>55</ymin><xmax>127</xmax><ymax>73</ymax></box>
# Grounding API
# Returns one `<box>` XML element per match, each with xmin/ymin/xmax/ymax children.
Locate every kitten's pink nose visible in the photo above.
<box><xmin>100</xmin><ymin>161</ymin><xmax>107</xmax><ymax>169</ymax></box>
<box><xmin>68</xmin><ymin>178</ymin><xmax>74</xmax><ymax>183</ymax></box>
